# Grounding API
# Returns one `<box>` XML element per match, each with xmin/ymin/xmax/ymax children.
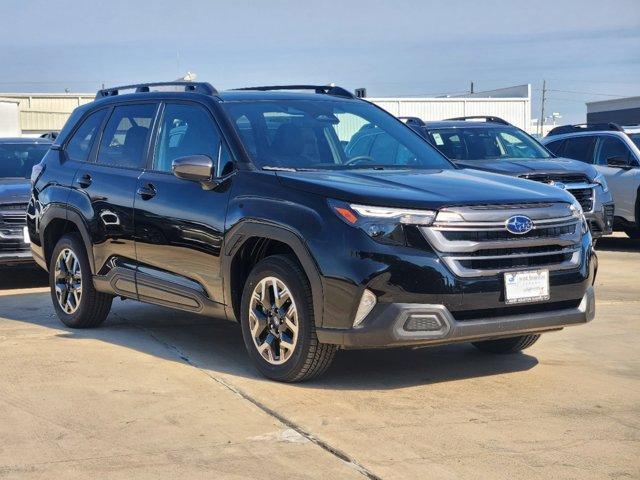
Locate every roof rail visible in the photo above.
<box><xmin>547</xmin><ymin>123</ymin><xmax>623</xmax><ymax>137</ymax></box>
<box><xmin>398</xmin><ymin>116</ymin><xmax>426</xmax><ymax>127</ymax></box>
<box><xmin>232</xmin><ymin>84</ymin><xmax>355</xmax><ymax>99</ymax></box>
<box><xmin>445</xmin><ymin>115</ymin><xmax>511</xmax><ymax>126</ymax></box>
<box><xmin>95</xmin><ymin>81</ymin><xmax>218</xmax><ymax>99</ymax></box>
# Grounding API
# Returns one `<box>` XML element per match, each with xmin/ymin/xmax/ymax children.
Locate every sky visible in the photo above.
<box><xmin>1</xmin><ymin>0</ymin><xmax>639</xmax><ymax>124</ymax></box>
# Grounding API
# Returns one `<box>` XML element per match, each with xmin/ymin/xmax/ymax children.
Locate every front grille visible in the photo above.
<box><xmin>521</xmin><ymin>173</ymin><xmax>590</xmax><ymax>184</ymax></box>
<box><xmin>0</xmin><ymin>213</ymin><xmax>27</xmax><ymax>226</ymax></box>
<box><xmin>0</xmin><ymin>240</ymin><xmax>29</xmax><ymax>252</ymax></box>
<box><xmin>567</xmin><ymin>187</ymin><xmax>593</xmax><ymax>212</ymax></box>
<box><xmin>0</xmin><ymin>203</ymin><xmax>28</xmax><ymax>211</ymax></box>
<box><xmin>420</xmin><ymin>203</ymin><xmax>582</xmax><ymax>277</ymax></box>
<box><xmin>452</xmin><ymin>299</ymin><xmax>582</xmax><ymax>321</ymax></box>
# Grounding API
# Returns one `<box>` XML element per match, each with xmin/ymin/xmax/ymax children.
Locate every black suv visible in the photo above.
<box><xmin>29</xmin><ymin>82</ymin><xmax>596</xmax><ymax>382</ymax></box>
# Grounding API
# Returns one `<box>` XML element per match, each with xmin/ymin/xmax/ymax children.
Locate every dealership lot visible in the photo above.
<box><xmin>0</xmin><ymin>235</ymin><xmax>638</xmax><ymax>480</ymax></box>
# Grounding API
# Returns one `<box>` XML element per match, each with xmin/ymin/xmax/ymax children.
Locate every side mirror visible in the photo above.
<box><xmin>606</xmin><ymin>156</ymin><xmax>630</xmax><ymax>168</ymax></box>
<box><xmin>172</xmin><ymin>155</ymin><xmax>215</xmax><ymax>183</ymax></box>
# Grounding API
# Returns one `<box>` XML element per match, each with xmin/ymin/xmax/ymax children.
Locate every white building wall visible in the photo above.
<box><xmin>0</xmin><ymin>100</ymin><xmax>21</xmax><ymax>136</ymax></box>
<box><xmin>369</xmin><ymin>97</ymin><xmax>531</xmax><ymax>132</ymax></box>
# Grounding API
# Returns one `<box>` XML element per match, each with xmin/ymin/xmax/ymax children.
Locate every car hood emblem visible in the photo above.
<box><xmin>547</xmin><ymin>180</ymin><xmax>566</xmax><ymax>190</ymax></box>
<box><xmin>506</xmin><ymin>215</ymin><xmax>534</xmax><ymax>234</ymax></box>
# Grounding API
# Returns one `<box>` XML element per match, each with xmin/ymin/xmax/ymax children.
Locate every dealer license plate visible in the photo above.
<box><xmin>23</xmin><ymin>226</ymin><xmax>30</xmax><ymax>244</ymax></box>
<box><xmin>504</xmin><ymin>269</ymin><xmax>549</xmax><ymax>304</ymax></box>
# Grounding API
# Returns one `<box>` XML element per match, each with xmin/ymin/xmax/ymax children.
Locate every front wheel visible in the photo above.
<box><xmin>240</xmin><ymin>255</ymin><xmax>336</xmax><ymax>382</ymax></box>
<box><xmin>472</xmin><ymin>334</ymin><xmax>540</xmax><ymax>354</ymax></box>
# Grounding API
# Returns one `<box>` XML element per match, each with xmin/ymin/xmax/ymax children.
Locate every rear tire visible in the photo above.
<box><xmin>472</xmin><ymin>334</ymin><xmax>540</xmax><ymax>354</ymax></box>
<box><xmin>240</xmin><ymin>254</ymin><xmax>336</xmax><ymax>382</ymax></box>
<box><xmin>49</xmin><ymin>234</ymin><xmax>113</xmax><ymax>328</ymax></box>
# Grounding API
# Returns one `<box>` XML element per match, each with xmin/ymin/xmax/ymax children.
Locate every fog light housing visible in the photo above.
<box><xmin>353</xmin><ymin>289</ymin><xmax>377</xmax><ymax>327</ymax></box>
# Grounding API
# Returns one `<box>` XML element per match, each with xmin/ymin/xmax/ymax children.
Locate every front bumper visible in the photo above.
<box><xmin>0</xmin><ymin>250</ymin><xmax>34</xmax><ymax>265</ymax></box>
<box><xmin>317</xmin><ymin>286</ymin><xmax>595</xmax><ymax>348</ymax></box>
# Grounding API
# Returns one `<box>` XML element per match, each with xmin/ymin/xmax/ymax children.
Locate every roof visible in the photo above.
<box><xmin>421</xmin><ymin>120</ymin><xmax>514</xmax><ymax>129</ymax></box>
<box><xmin>0</xmin><ymin>137</ymin><xmax>52</xmax><ymax>144</ymax></box>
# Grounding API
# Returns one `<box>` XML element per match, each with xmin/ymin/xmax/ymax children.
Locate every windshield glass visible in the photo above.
<box><xmin>221</xmin><ymin>99</ymin><xmax>452</xmax><ymax>170</ymax></box>
<box><xmin>629</xmin><ymin>133</ymin><xmax>640</xmax><ymax>150</ymax></box>
<box><xmin>0</xmin><ymin>143</ymin><xmax>50</xmax><ymax>179</ymax></box>
<box><xmin>425</xmin><ymin>126</ymin><xmax>552</xmax><ymax>161</ymax></box>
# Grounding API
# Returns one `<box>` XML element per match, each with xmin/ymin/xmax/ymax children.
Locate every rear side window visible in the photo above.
<box><xmin>596</xmin><ymin>136</ymin><xmax>632</xmax><ymax>165</ymax></box>
<box><xmin>153</xmin><ymin>103</ymin><xmax>221</xmax><ymax>173</ymax></box>
<box><xmin>65</xmin><ymin>109</ymin><xmax>107</xmax><ymax>162</ymax></box>
<box><xmin>560</xmin><ymin>136</ymin><xmax>596</xmax><ymax>163</ymax></box>
<box><xmin>545</xmin><ymin>139</ymin><xmax>564</xmax><ymax>155</ymax></box>
<box><xmin>97</xmin><ymin>104</ymin><xmax>157</xmax><ymax>169</ymax></box>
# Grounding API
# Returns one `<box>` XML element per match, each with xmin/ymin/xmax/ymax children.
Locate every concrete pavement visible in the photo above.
<box><xmin>0</xmin><ymin>235</ymin><xmax>638</xmax><ymax>479</ymax></box>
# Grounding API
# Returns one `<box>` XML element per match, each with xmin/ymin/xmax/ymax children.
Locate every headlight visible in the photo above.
<box><xmin>329</xmin><ymin>199</ymin><xmax>436</xmax><ymax>245</ymax></box>
<box><xmin>592</xmin><ymin>172</ymin><xmax>609</xmax><ymax>193</ymax></box>
<box><xmin>569</xmin><ymin>200</ymin><xmax>589</xmax><ymax>234</ymax></box>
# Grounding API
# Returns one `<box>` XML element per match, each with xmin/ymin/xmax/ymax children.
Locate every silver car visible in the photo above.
<box><xmin>543</xmin><ymin>124</ymin><xmax>640</xmax><ymax>239</ymax></box>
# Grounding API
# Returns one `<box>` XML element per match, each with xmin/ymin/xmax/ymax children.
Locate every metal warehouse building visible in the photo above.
<box><xmin>369</xmin><ymin>85</ymin><xmax>532</xmax><ymax>131</ymax></box>
<box><xmin>0</xmin><ymin>93</ymin><xmax>94</xmax><ymax>137</ymax></box>
<box><xmin>586</xmin><ymin>96</ymin><xmax>640</xmax><ymax>125</ymax></box>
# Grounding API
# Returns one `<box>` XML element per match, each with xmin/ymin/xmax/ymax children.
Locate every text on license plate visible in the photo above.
<box><xmin>504</xmin><ymin>269</ymin><xmax>549</xmax><ymax>304</ymax></box>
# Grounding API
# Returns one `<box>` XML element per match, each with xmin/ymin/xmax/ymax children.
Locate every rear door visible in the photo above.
<box><xmin>594</xmin><ymin>135</ymin><xmax>640</xmax><ymax>222</ymax></box>
<box><xmin>75</xmin><ymin>102</ymin><xmax>158</xmax><ymax>294</ymax></box>
<box><xmin>134</xmin><ymin>101</ymin><xmax>234</xmax><ymax>310</ymax></box>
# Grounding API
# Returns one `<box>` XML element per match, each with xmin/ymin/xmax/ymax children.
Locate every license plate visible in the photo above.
<box><xmin>504</xmin><ymin>269</ymin><xmax>549</xmax><ymax>304</ymax></box>
<box><xmin>23</xmin><ymin>226</ymin><xmax>30</xmax><ymax>244</ymax></box>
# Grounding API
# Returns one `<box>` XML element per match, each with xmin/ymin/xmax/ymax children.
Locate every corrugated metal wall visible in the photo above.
<box><xmin>0</xmin><ymin>94</ymin><xmax>94</xmax><ymax>134</ymax></box>
<box><xmin>369</xmin><ymin>97</ymin><xmax>531</xmax><ymax>131</ymax></box>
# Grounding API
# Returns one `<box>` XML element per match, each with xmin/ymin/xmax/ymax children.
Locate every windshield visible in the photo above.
<box><xmin>629</xmin><ymin>133</ymin><xmax>640</xmax><ymax>150</ymax></box>
<box><xmin>424</xmin><ymin>126</ymin><xmax>552</xmax><ymax>161</ymax></box>
<box><xmin>0</xmin><ymin>143</ymin><xmax>50</xmax><ymax>179</ymax></box>
<box><xmin>221</xmin><ymin>99</ymin><xmax>452</xmax><ymax>170</ymax></box>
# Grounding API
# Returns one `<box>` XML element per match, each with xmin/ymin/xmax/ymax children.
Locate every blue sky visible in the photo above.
<box><xmin>1</xmin><ymin>0</ymin><xmax>639</xmax><ymax>123</ymax></box>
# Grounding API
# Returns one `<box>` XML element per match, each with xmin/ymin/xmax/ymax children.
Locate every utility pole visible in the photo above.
<box><xmin>470</xmin><ymin>81</ymin><xmax>474</xmax><ymax>94</ymax></box>
<box><xmin>539</xmin><ymin>79</ymin><xmax>547</xmax><ymax>137</ymax></box>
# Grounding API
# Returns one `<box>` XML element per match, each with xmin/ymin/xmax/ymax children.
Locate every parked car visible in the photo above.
<box><xmin>0</xmin><ymin>137</ymin><xmax>51</xmax><ymax>265</ymax></box>
<box><xmin>399</xmin><ymin>116</ymin><xmax>614</xmax><ymax>239</ymax></box>
<box><xmin>542</xmin><ymin>123</ymin><xmax>640</xmax><ymax>239</ymax></box>
<box><xmin>30</xmin><ymin>82</ymin><xmax>596</xmax><ymax>382</ymax></box>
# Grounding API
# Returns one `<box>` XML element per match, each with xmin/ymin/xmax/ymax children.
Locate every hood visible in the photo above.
<box><xmin>0</xmin><ymin>179</ymin><xmax>31</xmax><ymax>204</ymax></box>
<box><xmin>275</xmin><ymin>168</ymin><xmax>575</xmax><ymax>210</ymax></box>
<box><xmin>452</xmin><ymin>157</ymin><xmax>596</xmax><ymax>180</ymax></box>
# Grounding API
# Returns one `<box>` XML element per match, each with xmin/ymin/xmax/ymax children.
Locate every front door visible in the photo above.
<box><xmin>134</xmin><ymin>101</ymin><xmax>233</xmax><ymax>310</ymax></box>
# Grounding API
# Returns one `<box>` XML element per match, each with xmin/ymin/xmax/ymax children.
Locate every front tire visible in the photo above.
<box><xmin>240</xmin><ymin>255</ymin><xmax>336</xmax><ymax>382</ymax></box>
<box><xmin>49</xmin><ymin>234</ymin><xmax>113</xmax><ymax>328</ymax></box>
<box><xmin>472</xmin><ymin>334</ymin><xmax>540</xmax><ymax>354</ymax></box>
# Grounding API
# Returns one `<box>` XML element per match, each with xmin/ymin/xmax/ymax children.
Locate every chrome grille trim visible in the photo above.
<box><xmin>421</xmin><ymin>203</ymin><xmax>582</xmax><ymax>277</ymax></box>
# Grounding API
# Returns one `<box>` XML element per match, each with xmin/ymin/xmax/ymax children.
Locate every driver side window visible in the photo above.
<box><xmin>596</xmin><ymin>136</ymin><xmax>632</xmax><ymax>166</ymax></box>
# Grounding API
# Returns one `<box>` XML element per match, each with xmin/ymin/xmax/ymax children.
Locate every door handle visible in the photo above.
<box><xmin>77</xmin><ymin>173</ymin><xmax>92</xmax><ymax>188</ymax></box>
<box><xmin>136</xmin><ymin>183</ymin><xmax>157</xmax><ymax>200</ymax></box>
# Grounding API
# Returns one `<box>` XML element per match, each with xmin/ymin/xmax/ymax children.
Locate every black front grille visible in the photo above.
<box><xmin>0</xmin><ymin>240</ymin><xmax>29</xmax><ymax>252</ymax></box>
<box><xmin>521</xmin><ymin>173</ymin><xmax>590</xmax><ymax>184</ymax></box>
<box><xmin>567</xmin><ymin>188</ymin><xmax>593</xmax><ymax>212</ymax></box>
<box><xmin>452</xmin><ymin>299</ymin><xmax>582</xmax><ymax>321</ymax></box>
<box><xmin>459</xmin><ymin>252</ymin><xmax>573</xmax><ymax>270</ymax></box>
<box><xmin>442</xmin><ymin>224</ymin><xmax>575</xmax><ymax>242</ymax></box>
<box><xmin>0</xmin><ymin>203</ymin><xmax>28</xmax><ymax>211</ymax></box>
<box><xmin>0</xmin><ymin>213</ymin><xmax>26</xmax><ymax>226</ymax></box>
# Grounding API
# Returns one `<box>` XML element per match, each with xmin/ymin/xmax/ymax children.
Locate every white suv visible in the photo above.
<box><xmin>543</xmin><ymin>124</ymin><xmax>640</xmax><ymax>239</ymax></box>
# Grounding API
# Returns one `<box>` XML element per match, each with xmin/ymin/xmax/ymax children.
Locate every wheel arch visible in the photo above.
<box><xmin>223</xmin><ymin>221</ymin><xmax>324</xmax><ymax>326</ymax></box>
<box><xmin>40</xmin><ymin>206</ymin><xmax>95</xmax><ymax>273</ymax></box>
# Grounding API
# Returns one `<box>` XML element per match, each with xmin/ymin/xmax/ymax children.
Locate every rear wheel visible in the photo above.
<box><xmin>240</xmin><ymin>255</ymin><xmax>336</xmax><ymax>382</ymax></box>
<box><xmin>49</xmin><ymin>234</ymin><xmax>113</xmax><ymax>328</ymax></box>
<box><xmin>472</xmin><ymin>334</ymin><xmax>540</xmax><ymax>354</ymax></box>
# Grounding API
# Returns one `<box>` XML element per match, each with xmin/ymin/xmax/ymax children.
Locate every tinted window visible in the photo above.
<box><xmin>66</xmin><ymin>109</ymin><xmax>106</xmax><ymax>162</ymax></box>
<box><xmin>97</xmin><ymin>104</ymin><xmax>157</xmax><ymax>169</ymax></box>
<box><xmin>596</xmin><ymin>136</ymin><xmax>632</xmax><ymax>166</ymax></box>
<box><xmin>154</xmin><ymin>103</ymin><xmax>221</xmax><ymax>173</ymax></box>
<box><xmin>629</xmin><ymin>133</ymin><xmax>640</xmax><ymax>150</ymax></box>
<box><xmin>425</xmin><ymin>126</ymin><xmax>550</xmax><ymax>161</ymax></box>
<box><xmin>222</xmin><ymin>100</ymin><xmax>451</xmax><ymax>170</ymax></box>
<box><xmin>0</xmin><ymin>143</ymin><xmax>50</xmax><ymax>179</ymax></box>
<box><xmin>561</xmin><ymin>136</ymin><xmax>596</xmax><ymax>163</ymax></box>
<box><xmin>545</xmin><ymin>139</ymin><xmax>564</xmax><ymax>155</ymax></box>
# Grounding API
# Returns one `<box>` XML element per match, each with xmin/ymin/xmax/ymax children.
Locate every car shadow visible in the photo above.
<box><xmin>0</xmin><ymin>265</ymin><xmax>48</xmax><ymax>290</ymax></box>
<box><xmin>2</xmin><ymin>292</ymin><xmax>539</xmax><ymax>390</ymax></box>
<box><xmin>595</xmin><ymin>235</ymin><xmax>640</xmax><ymax>252</ymax></box>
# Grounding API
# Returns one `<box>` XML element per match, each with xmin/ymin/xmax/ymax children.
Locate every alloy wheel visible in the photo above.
<box><xmin>248</xmin><ymin>276</ymin><xmax>299</xmax><ymax>365</ymax></box>
<box><xmin>54</xmin><ymin>248</ymin><xmax>82</xmax><ymax>314</ymax></box>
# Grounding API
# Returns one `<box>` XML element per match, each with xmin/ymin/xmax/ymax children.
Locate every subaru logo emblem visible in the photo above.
<box><xmin>505</xmin><ymin>215</ymin><xmax>534</xmax><ymax>235</ymax></box>
<box><xmin>548</xmin><ymin>180</ymin><xmax>566</xmax><ymax>190</ymax></box>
